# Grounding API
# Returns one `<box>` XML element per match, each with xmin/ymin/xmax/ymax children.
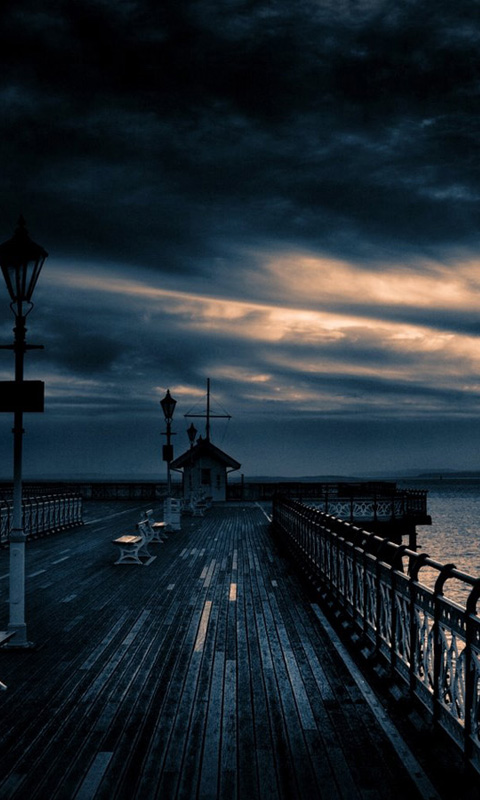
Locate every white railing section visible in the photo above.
<box><xmin>0</xmin><ymin>493</ymin><xmax>83</xmax><ymax>545</ymax></box>
<box><xmin>272</xmin><ymin>496</ymin><xmax>480</xmax><ymax>774</ymax></box>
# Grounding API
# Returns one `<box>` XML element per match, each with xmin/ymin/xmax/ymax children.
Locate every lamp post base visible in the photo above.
<box><xmin>163</xmin><ymin>497</ymin><xmax>181</xmax><ymax>530</ymax></box>
<box><xmin>4</xmin><ymin>623</ymin><xmax>34</xmax><ymax>649</ymax></box>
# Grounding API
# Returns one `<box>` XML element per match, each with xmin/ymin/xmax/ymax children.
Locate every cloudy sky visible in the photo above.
<box><xmin>0</xmin><ymin>0</ymin><xmax>480</xmax><ymax>479</ymax></box>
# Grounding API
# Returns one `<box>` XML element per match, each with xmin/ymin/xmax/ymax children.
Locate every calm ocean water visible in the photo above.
<box><xmin>399</xmin><ymin>478</ymin><xmax>480</xmax><ymax>606</ymax></box>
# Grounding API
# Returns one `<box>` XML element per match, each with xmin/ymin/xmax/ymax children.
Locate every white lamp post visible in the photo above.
<box><xmin>0</xmin><ymin>217</ymin><xmax>47</xmax><ymax>647</ymax></box>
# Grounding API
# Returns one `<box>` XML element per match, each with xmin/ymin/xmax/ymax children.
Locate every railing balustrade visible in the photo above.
<box><xmin>272</xmin><ymin>496</ymin><xmax>480</xmax><ymax>774</ymax></box>
<box><xmin>0</xmin><ymin>493</ymin><xmax>83</xmax><ymax>545</ymax></box>
<box><xmin>310</xmin><ymin>490</ymin><xmax>427</xmax><ymax>522</ymax></box>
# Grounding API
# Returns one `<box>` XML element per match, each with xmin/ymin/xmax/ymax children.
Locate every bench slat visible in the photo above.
<box><xmin>112</xmin><ymin>535</ymin><xmax>142</xmax><ymax>545</ymax></box>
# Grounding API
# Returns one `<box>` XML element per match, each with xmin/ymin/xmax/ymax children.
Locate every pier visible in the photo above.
<box><xmin>0</xmin><ymin>479</ymin><xmax>430</xmax><ymax>548</ymax></box>
<box><xmin>0</xmin><ymin>501</ymin><xmax>476</xmax><ymax>799</ymax></box>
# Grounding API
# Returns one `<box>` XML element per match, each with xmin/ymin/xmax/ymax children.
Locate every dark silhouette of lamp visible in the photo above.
<box><xmin>187</xmin><ymin>422</ymin><xmax>197</xmax><ymax>448</ymax></box>
<box><xmin>160</xmin><ymin>389</ymin><xmax>177</xmax><ymax>495</ymax></box>
<box><xmin>0</xmin><ymin>217</ymin><xmax>47</xmax><ymax>647</ymax></box>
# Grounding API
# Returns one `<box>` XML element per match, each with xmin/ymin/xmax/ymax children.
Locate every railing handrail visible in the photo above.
<box><xmin>0</xmin><ymin>492</ymin><xmax>83</xmax><ymax>544</ymax></box>
<box><xmin>272</xmin><ymin>496</ymin><xmax>480</xmax><ymax>773</ymax></box>
<box><xmin>311</xmin><ymin>505</ymin><xmax>475</xmax><ymax>589</ymax></box>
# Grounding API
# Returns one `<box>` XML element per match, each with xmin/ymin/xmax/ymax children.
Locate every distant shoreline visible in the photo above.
<box><xmin>2</xmin><ymin>471</ymin><xmax>480</xmax><ymax>483</ymax></box>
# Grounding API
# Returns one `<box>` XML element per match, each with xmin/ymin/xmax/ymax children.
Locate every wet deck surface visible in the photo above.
<box><xmin>0</xmin><ymin>502</ymin><xmax>435</xmax><ymax>799</ymax></box>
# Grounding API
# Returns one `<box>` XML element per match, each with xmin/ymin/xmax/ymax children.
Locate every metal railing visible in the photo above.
<box><xmin>272</xmin><ymin>496</ymin><xmax>480</xmax><ymax>773</ymax></box>
<box><xmin>309</xmin><ymin>491</ymin><xmax>427</xmax><ymax>521</ymax></box>
<box><xmin>228</xmin><ymin>481</ymin><xmax>429</xmax><ymax>516</ymax></box>
<box><xmin>0</xmin><ymin>493</ymin><xmax>83</xmax><ymax>545</ymax></box>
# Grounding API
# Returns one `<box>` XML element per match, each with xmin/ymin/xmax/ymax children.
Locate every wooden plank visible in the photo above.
<box><xmin>75</xmin><ymin>752</ymin><xmax>113</xmax><ymax>800</ymax></box>
<box><xmin>249</xmin><ymin>556</ymin><xmax>300</xmax><ymax>799</ymax></box>
<box><xmin>197</xmin><ymin>521</ymin><xmax>231</xmax><ymax>799</ymax></box>
<box><xmin>251</xmin><ymin>510</ymin><xmax>323</xmax><ymax>799</ymax></box>
<box><xmin>197</xmin><ymin>648</ymin><xmax>225</xmax><ymax>797</ymax></box>
<box><xmin>235</xmin><ymin>562</ymin><xmax>261</xmax><ymax>799</ymax></box>
<box><xmin>219</xmin><ymin>658</ymin><xmax>237</xmax><ymax>798</ymax></box>
<box><xmin>265</xmin><ymin>552</ymin><xmax>364</xmax><ymax>797</ymax></box>
<box><xmin>135</xmin><ymin>515</ymin><xmax>232</xmax><ymax>799</ymax></box>
<box><xmin>176</xmin><ymin>575</ymin><xmax>223</xmax><ymax>799</ymax></box>
<box><xmin>90</xmin><ymin>592</ymin><xmax>200</xmax><ymax>798</ymax></box>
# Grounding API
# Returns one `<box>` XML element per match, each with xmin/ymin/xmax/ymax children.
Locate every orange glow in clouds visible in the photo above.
<box><xmin>46</xmin><ymin>255</ymin><xmax>480</xmax><ymax>416</ymax></box>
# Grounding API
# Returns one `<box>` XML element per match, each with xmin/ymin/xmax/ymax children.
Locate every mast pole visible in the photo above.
<box><xmin>206</xmin><ymin>377</ymin><xmax>210</xmax><ymax>441</ymax></box>
<box><xmin>184</xmin><ymin>378</ymin><xmax>231</xmax><ymax>440</ymax></box>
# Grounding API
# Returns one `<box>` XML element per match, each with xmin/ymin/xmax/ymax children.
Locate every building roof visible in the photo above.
<box><xmin>170</xmin><ymin>437</ymin><xmax>241</xmax><ymax>471</ymax></box>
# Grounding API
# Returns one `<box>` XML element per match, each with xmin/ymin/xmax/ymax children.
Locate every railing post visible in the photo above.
<box><xmin>352</xmin><ymin>539</ymin><xmax>360</xmax><ymax>629</ymax></box>
<box><xmin>432</xmin><ymin>563</ymin><xmax>456</xmax><ymax>724</ymax></box>
<box><xmin>390</xmin><ymin>545</ymin><xmax>407</xmax><ymax>676</ymax></box>
<box><xmin>362</xmin><ymin>539</ymin><xmax>369</xmax><ymax>641</ymax></box>
<box><xmin>374</xmin><ymin>539</ymin><xmax>389</xmax><ymax>656</ymax></box>
<box><xmin>406</xmin><ymin>552</ymin><xmax>428</xmax><ymax>695</ymax></box>
<box><xmin>464</xmin><ymin>580</ymin><xmax>480</xmax><ymax>765</ymax></box>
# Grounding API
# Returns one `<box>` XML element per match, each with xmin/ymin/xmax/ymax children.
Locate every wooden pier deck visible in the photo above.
<box><xmin>0</xmin><ymin>502</ymin><xmax>461</xmax><ymax>799</ymax></box>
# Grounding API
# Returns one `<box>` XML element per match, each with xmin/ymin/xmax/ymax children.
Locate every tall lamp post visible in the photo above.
<box><xmin>160</xmin><ymin>389</ymin><xmax>177</xmax><ymax>495</ymax></box>
<box><xmin>0</xmin><ymin>217</ymin><xmax>47</xmax><ymax>647</ymax></box>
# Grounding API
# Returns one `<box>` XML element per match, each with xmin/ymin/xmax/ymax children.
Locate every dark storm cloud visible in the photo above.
<box><xmin>2</xmin><ymin>1</ymin><xmax>480</xmax><ymax>476</ymax></box>
<box><xmin>1</xmin><ymin>0</ymin><xmax>480</xmax><ymax>267</ymax></box>
<box><xmin>43</xmin><ymin>317</ymin><xmax>123</xmax><ymax>374</ymax></box>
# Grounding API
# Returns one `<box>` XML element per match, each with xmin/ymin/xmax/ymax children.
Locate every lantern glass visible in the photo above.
<box><xmin>0</xmin><ymin>217</ymin><xmax>48</xmax><ymax>307</ymax></box>
<box><xmin>160</xmin><ymin>389</ymin><xmax>177</xmax><ymax>421</ymax></box>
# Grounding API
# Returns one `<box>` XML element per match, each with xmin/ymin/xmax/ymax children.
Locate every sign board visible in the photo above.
<box><xmin>0</xmin><ymin>381</ymin><xmax>45</xmax><ymax>412</ymax></box>
<box><xmin>162</xmin><ymin>444</ymin><xmax>174</xmax><ymax>462</ymax></box>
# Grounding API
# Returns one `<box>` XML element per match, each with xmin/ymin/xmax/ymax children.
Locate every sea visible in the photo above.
<box><xmin>399</xmin><ymin>477</ymin><xmax>480</xmax><ymax>607</ymax></box>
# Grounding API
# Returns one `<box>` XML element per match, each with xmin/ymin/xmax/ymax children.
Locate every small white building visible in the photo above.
<box><xmin>171</xmin><ymin>436</ymin><xmax>241</xmax><ymax>502</ymax></box>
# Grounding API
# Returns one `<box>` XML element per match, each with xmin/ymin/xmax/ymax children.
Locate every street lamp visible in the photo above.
<box><xmin>0</xmin><ymin>216</ymin><xmax>47</xmax><ymax>648</ymax></box>
<box><xmin>160</xmin><ymin>389</ymin><xmax>177</xmax><ymax>495</ymax></box>
<box><xmin>187</xmin><ymin>422</ymin><xmax>197</xmax><ymax>448</ymax></box>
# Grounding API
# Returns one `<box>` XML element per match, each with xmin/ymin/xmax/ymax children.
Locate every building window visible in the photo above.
<box><xmin>201</xmin><ymin>468</ymin><xmax>211</xmax><ymax>485</ymax></box>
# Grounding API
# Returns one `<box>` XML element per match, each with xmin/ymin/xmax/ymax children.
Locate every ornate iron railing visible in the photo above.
<box><xmin>228</xmin><ymin>480</ymin><xmax>429</xmax><ymax>514</ymax></box>
<box><xmin>272</xmin><ymin>496</ymin><xmax>480</xmax><ymax>773</ymax></box>
<box><xmin>0</xmin><ymin>493</ymin><xmax>83</xmax><ymax>545</ymax></box>
<box><xmin>309</xmin><ymin>489</ymin><xmax>428</xmax><ymax>522</ymax></box>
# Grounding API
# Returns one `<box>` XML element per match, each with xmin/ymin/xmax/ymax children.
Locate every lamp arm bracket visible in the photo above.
<box><xmin>0</xmin><ymin>343</ymin><xmax>43</xmax><ymax>352</ymax></box>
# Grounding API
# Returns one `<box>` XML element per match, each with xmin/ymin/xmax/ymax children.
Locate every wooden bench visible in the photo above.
<box><xmin>112</xmin><ymin>533</ymin><xmax>155</xmax><ymax>566</ymax></box>
<box><xmin>145</xmin><ymin>509</ymin><xmax>168</xmax><ymax>541</ymax></box>
<box><xmin>136</xmin><ymin>520</ymin><xmax>161</xmax><ymax>555</ymax></box>
<box><xmin>189</xmin><ymin>492</ymin><xmax>208</xmax><ymax>517</ymax></box>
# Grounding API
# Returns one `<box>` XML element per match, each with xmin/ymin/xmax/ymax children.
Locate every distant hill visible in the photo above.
<box><xmin>3</xmin><ymin>468</ymin><xmax>480</xmax><ymax>483</ymax></box>
<box><xmin>235</xmin><ymin>474</ymin><xmax>362</xmax><ymax>483</ymax></box>
<box><xmin>415</xmin><ymin>470</ymin><xmax>480</xmax><ymax>479</ymax></box>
